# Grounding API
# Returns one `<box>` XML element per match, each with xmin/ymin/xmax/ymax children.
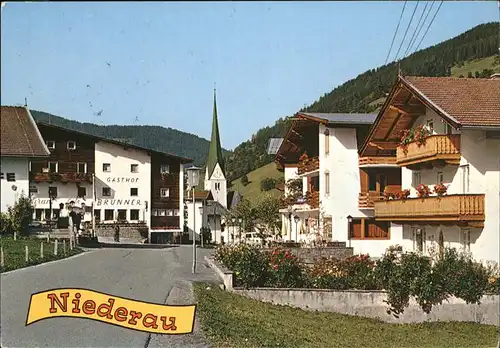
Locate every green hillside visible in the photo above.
<box><xmin>451</xmin><ymin>55</ymin><xmax>500</xmax><ymax>77</ymax></box>
<box><xmin>224</xmin><ymin>22</ymin><xmax>499</xmax><ymax>182</ymax></box>
<box><xmin>30</xmin><ymin>110</ymin><xmax>231</xmax><ymax>166</ymax></box>
<box><xmin>230</xmin><ymin>162</ymin><xmax>284</xmax><ymax>205</ymax></box>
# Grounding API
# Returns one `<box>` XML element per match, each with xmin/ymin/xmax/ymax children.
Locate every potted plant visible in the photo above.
<box><xmin>383</xmin><ymin>188</ymin><xmax>395</xmax><ymax>200</ymax></box>
<box><xmin>434</xmin><ymin>183</ymin><xmax>448</xmax><ymax>197</ymax></box>
<box><xmin>399</xmin><ymin>125</ymin><xmax>431</xmax><ymax>154</ymax></box>
<box><xmin>416</xmin><ymin>184</ymin><xmax>432</xmax><ymax>198</ymax></box>
<box><xmin>396</xmin><ymin>189</ymin><xmax>411</xmax><ymax>200</ymax></box>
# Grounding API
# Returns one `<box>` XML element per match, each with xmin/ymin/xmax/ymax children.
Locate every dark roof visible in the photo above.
<box><xmin>227</xmin><ymin>190</ymin><xmax>241</xmax><ymax>210</ymax></box>
<box><xmin>205</xmin><ymin>200</ymin><xmax>229</xmax><ymax>216</ymax></box>
<box><xmin>206</xmin><ymin>89</ymin><xmax>225</xmax><ymax>178</ymax></box>
<box><xmin>1</xmin><ymin>106</ymin><xmax>50</xmax><ymax>157</ymax></box>
<box><xmin>401</xmin><ymin>76</ymin><xmax>500</xmax><ymax>127</ymax></box>
<box><xmin>297</xmin><ymin>112</ymin><xmax>377</xmax><ymax>125</ymax></box>
<box><xmin>35</xmin><ymin>121</ymin><xmax>192</xmax><ymax>163</ymax></box>
<box><xmin>185</xmin><ymin>190</ymin><xmax>213</xmax><ymax>201</ymax></box>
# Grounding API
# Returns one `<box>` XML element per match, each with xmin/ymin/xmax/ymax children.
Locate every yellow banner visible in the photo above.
<box><xmin>26</xmin><ymin>288</ymin><xmax>196</xmax><ymax>334</ymax></box>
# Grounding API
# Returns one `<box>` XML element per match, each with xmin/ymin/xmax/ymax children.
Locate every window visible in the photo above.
<box><xmin>94</xmin><ymin>209</ymin><xmax>101</xmax><ymax>223</ymax></box>
<box><xmin>48</xmin><ymin>162</ymin><xmax>58</xmax><ymax>173</ymax></box>
<box><xmin>77</xmin><ymin>187</ymin><xmax>86</xmax><ymax>198</ymax></box>
<box><xmin>46</xmin><ymin>141</ymin><xmax>55</xmax><ymax>150</ymax></box>
<box><xmin>445</xmin><ymin>123</ymin><xmax>453</xmax><ymax>135</ymax></box>
<box><xmin>412</xmin><ymin>171</ymin><xmax>421</xmax><ymax>187</ymax></box>
<box><xmin>215</xmin><ymin>182</ymin><xmax>220</xmax><ymax>190</ymax></box>
<box><xmin>131</xmin><ymin>164</ymin><xmax>139</xmax><ymax>173</ymax></box>
<box><xmin>160</xmin><ymin>188</ymin><xmax>170</xmax><ymax>197</ymax></box>
<box><xmin>160</xmin><ymin>164</ymin><xmax>170</xmax><ymax>173</ymax></box>
<box><xmin>130</xmin><ymin>209</ymin><xmax>140</xmax><ymax>220</ymax></box>
<box><xmin>460</xmin><ymin>165</ymin><xmax>470</xmax><ymax>193</ymax></box>
<box><xmin>460</xmin><ymin>229</ymin><xmax>471</xmax><ymax>252</ymax></box>
<box><xmin>103</xmin><ymin>163</ymin><xmax>111</xmax><ymax>172</ymax></box>
<box><xmin>325</xmin><ymin>171</ymin><xmax>330</xmax><ymax>195</ymax></box>
<box><xmin>77</xmin><ymin>162</ymin><xmax>87</xmax><ymax>173</ymax></box>
<box><xmin>324</xmin><ymin>129</ymin><xmax>330</xmax><ymax>155</ymax></box>
<box><xmin>438</xmin><ymin>229</ymin><xmax>444</xmax><ymax>258</ymax></box>
<box><xmin>29</xmin><ymin>161</ymin><xmax>32</xmax><ymax>171</ymax></box>
<box><xmin>426</xmin><ymin>119</ymin><xmax>434</xmax><ymax>133</ymax></box>
<box><xmin>49</xmin><ymin>186</ymin><xmax>58</xmax><ymax>198</ymax></box>
<box><xmin>130</xmin><ymin>188</ymin><xmax>138</xmax><ymax>196</ymax></box>
<box><xmin>29</xmin><ymin>185</ymin><xmax>38</xmax><ymax>194</ymax></box>
<box><xmin>102</xmin><ymin>187</ymin><xmax>111</xmax><ymax>196</ymax></box>
<box><xmin>117</xmin><ymin>209</ymin><xmax>127</xmax><ymax>221</ymax></box>
<box><xmin>413</xmin><ymin>227</ymin><xmax>426</xmax><ymax>253</ymax></box>
<box><xmin>0</xmin><ymin>173</ymin><xmax>3</xmax><ymax>179</ymax></box>
<box><xmin>437</xmin><ymin>172</ymin><xmax>444</xmax><ymax>184</ymax></box>
<box><xmin>104</xmin><ymin>209</ymin><xmax>114</xmax><ymax>221</ymax></box>
<box><xmin>6</xmin><ymin>173</ymin><xmax>16</xmax><ymax>182</ymax></box>
<box><xmin>35</xmin><ymin>209</ymin><xmax>43</xmax><ymax>221</ymax></box>
<box><xmin>67</xmin><ymin>141</ymin><xmax>76</xmax><ymax>150</ymax></box>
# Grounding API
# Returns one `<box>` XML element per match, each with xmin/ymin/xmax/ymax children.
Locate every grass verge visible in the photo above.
<box><xmin>193</xmin><ymin>283</ymin><xmax>499</xmax><ymax>348</ymax></box>
<box><xmin>0</xmin><ymin>236</ymin><xmax>84</xmax><ymax>273</ymax></box>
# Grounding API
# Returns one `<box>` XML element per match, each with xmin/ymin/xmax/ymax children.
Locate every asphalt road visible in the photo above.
<box><xmin>0</xmin><ymin>245</ymin><xmax>219</xmax><ymax>348</ymax></box>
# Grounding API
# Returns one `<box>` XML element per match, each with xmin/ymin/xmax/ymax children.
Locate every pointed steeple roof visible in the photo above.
<box><xmin>206</xmin><ymin>88</ymin><xmax>225</xmax><ymax>178</ymax></box>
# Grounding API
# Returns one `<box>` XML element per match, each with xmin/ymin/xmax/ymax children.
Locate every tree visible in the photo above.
<box><xmin>260</xmin><ymin>177</ymin><xmax>276</xmax><ymax>191</ymax></box>
<box><xmin>241</xmin><ymin>174</ymin><xmax>249</xmax><ymax>186</ymax></box>
<box><xmin>7</xmin><ymin>194</ymin><xmax>34</xmax><ymax>236</ymax></box>
<box><xmin>229</xmin><ymin>198</ymin><xmax>256</xmax><ymax>238</ymax></box>
<box><xmin>467</xmin><ymin>71</ymin><xmax>473</xmax><ymax>78</ymax></box>
<box><xmin>254</xmin><ymin>194</ymin><xmax>281</xmax><ymax>238</ymax></box>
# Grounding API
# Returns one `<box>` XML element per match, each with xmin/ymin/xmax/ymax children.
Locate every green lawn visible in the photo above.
<box><xmin>230</xmin><ymin>162</ymin><xmax>283</xmax><ymax>204</ymax></box>
<box><xmin>0</xmin><ymin>236</ymin><xmax>84</xmax><ymax>273</ymax></box>
<box><xmin>194</xmin><ymin>283</ymin><xmax>499</xmax><ymax>348</ymax></box>
<box><xmin>451</xmin><ymin>56</ymin><xmax>500</xmax><ymax>77</ymax></box>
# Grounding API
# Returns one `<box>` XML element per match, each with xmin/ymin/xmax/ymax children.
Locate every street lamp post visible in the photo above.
<box><xmin>186</xmin><ymin>166</ymin><xmax>201</xmax><ymax>274</ymax></box>
<box><xmin>294</xmin><ymin>215</ymin><xmax>300</xmax><ymax>240</ymax></box>
<box><xmin>347</xmin><ymin>215</ymin><xmax>353</xmax><ymax>248</ymax></box>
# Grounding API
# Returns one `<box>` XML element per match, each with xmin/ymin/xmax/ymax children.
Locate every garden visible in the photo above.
<box><xmin>214</xmin><ymin>244</ymin><xmax>499</xmax><ymax>316</ymax></box>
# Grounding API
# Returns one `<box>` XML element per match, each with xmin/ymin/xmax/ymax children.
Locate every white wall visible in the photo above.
<box><xmin>0</xmin><ymin>157</ymin><xmax>29</xmax><ymax>213</ymax></box>
<box><xmin>205</xmin><ymin>163</ymin><xmax>227</xmax><ymax>208</ymax></box>
<box><xmin>94</xmin><ymin>141</ymin><xmax>151</xmax><ymax>226</ymax></box>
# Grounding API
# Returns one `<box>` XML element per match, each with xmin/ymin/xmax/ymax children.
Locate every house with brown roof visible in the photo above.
<box><xmin>1</xmin><ymin>106</ymin><xmax>50</xmax><ymax>213</ymax></box>
<box><xmin>357</xmin><ymin>75</ymin><xmax>500</xmax><ymax>263</ymax></box>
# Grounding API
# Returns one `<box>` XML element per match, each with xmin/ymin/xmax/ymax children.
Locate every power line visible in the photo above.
<box><xmin>406</xmin><ymin>1</ymin><xmax>436</xmax><ymax>56</ymax></box>
<box><xmin>394</xmin><ymin>1</ymin><xmax>420</xmax><ymax>62</ymax></box>
<box><xmin>384</xmin><ymin>1</ymin><xmax>408</xmax><ymax>65</ymax></box>
<box><xmin>403</xmin><ymin>1</ymin><xmax>430</xmax><ymax>59</ymax></box>
<box><xmin>413</xmin><ymin>0</ymin><xmax>444</xmax><ymax>54</ymax></box>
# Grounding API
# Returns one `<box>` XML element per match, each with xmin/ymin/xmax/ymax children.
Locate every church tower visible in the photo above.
<box><xmin>204</xmin><ymin>89</ymin><xmax>227</xmax><ymax>208</ymax></box>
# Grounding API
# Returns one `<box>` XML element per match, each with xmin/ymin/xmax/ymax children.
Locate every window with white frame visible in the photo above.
<box><xmin>426</xmin><ymin>119</ymin><xmax>434</xmax><ymax>133</ymax></box>
<box><xmin>160</xmin><ymin>188</ymin><xmax>170</xmax><ymax>197</ymax></box>
<box><xmin>460</xmin><ymin>165</ymin><xmax>469</xmax><ymax>193</ymax></box>
<box><xmin>460</xmin><ymin>228</ymin><xmax>471</xmax><ymax>252</ymax></box>
<box><xmin>324</xmin><ymin>128</ymin><xmax>330</xmax><ymax>155</ymax></box>
<box><xmin>67</xmin><ymin>141</ymin><xmax>76</xmax><ymax>150</ymax></box>
<box><xmin>48</xmin><ymin>161</ymin><xmax>58</xmax><ymax>173</ymax></box>
<box><xmin>445</xmin><ymin>123</ymin><xmax>453</xmax><ymax>135</ymax></box>
<box><xmin>46</xmin><ymin>141</ymin><xmax>55</xmax><ymax>150</ymax></box>
<box><xmin>6</xmin><ymin>173</ymin><xmax>16</xmax><ymax>182</ymax></box>
<box><xmin>77</xmin><ymin>162</ymin><xmax>87</xmax><ymax>173</ymax></box>
<box><xmin>436</xmin><ymin>171</ymin><xmax>444</xmax><ymax>184</ymax></box>
<box><xmin>131</xmin><ymin>164</ymin><xmax>139</xmax><ymax>173</ymax></box>
<box><xmin>324</xmin><ymin>171</ymin><xmax>330</xmax><ymax>195</ymax></box>
<box><xmin>160</xmin><ymin>164</ymin><xmax>170</xmax><ymax>173</ymax></box>
<box><xmin>130</xmin><ymin>209</ymin><xmax>140</xmax><ymax>221</ymax></box>
<box><xmin>412</xmin><ymin>171</ymin><xmax>421</xmax><ymax>187</ymax></box>
<box><xmin>102</xmin><ymin>187</ymin><xmax>111</xmax><ymax>196</ymax></box>
<box><xmin>103</xmin><ymin>163</ymin><xmax>111</xmax><ymax>172</ymax></box>
<box><xmin>412</xmin><ymin>227</ymin><xmax>426</xmax><ymax>253</ymax></box>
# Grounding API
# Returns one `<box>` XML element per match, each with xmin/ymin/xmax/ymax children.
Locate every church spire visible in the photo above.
<box><xmin>206</xmin><ymin>87</ymin><xmax>225</xmax><ymax>178</ymax></box>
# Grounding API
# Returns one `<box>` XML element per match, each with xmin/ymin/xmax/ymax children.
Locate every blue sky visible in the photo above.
<box><xmin>1</xmin><ymin>1</ymin><xmax>498</xmax><ymax>150</ymax></box>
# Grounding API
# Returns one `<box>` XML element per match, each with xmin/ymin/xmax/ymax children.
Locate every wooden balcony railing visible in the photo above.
<box><xmin>374</xmin><ymin>194</ymin><xmax>485</xmax><ymax>227</ymax></box>
<box><xmin>297</xmin><ymin>156</ymin><xmax>320</xmax><ymax>176</ymax></box>
<box><xmin>151</xmin><ymin>216</ymin><xmax>180</xmax><ymax>230</ymax></box>
<box><xmin>306</xmin><ymin>191</ymin><xmax>320</xmax><ymax>209</ymax></box>
<box><xmin>396</xmin><ymin>134</ymin><xmax>461</xmax><ymax>167</ymax></box>
<box><xmin>30</xmin><ymin>171</ymin><xmax>93</xmax><ymax>184</ymax></box>
<box><xmin>359</xmin><ymin>156</ymin><xmax>397</xmax><ymax>166</ymax></box>
<box><xmin>358</xmin><ymin>192</ymin><xmax>385</xmax><ymax>208</ymax></box>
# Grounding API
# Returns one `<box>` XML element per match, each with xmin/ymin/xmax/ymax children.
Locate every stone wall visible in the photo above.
<box><xmin>232</xmin><ymin>288</ymin><xmax>500</xmax><ymax>325</ymax></box>
<box><xmin>95</xmin><ymin>223</ymin><xmax>148</xmax><ymax>243</ymax></box>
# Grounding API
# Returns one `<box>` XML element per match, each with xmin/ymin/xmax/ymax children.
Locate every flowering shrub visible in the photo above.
<box><xmin>395</xmin><ymin>189</ymin><xmax>410</xmax><ymax>200</ymax></box>
<box><xmin>433</xmin><ymin>183</ymin><xmax>448</xmax><ymax>196</ymax></box>
<box><xmin>266</xmin><ymin>248</ymin><xmax>305</xmax><ymax>288</ymax></box>
<box><xmin>416</xmin><ymin>184</ymin><xmax>432</xmax><ymax>198</ymax></box>
<box><xmin>399</xmin><ymin>125</ymin><xmax>431</xmax><ymax>154</ymax></box>
<box><xmin>383</xmin><ymin>189</ymin><xmax>395</xmax><ymax>200</ymax></box>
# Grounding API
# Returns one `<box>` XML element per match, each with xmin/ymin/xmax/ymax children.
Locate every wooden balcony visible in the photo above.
<box><xmin>374</xmin><ymin>194</ymin><xmax>485</xmax><ymax>227</ymax></box>
<box><xmin>30</xmin><ymin>171</ymin><xmax>93</xmax><ymax>184</ymax></box>
<box><xmin>359</xmin><ymin>156</ymin><xmax>397</xmax><ymax>166</ymax></box>
<box><xmin>396</xmin><ymin>134</ymin><xmax>461</xmax><ymax>167</ymax></box>
<box><xmin>151</xmin><ymin>216</ymin><xmax>180</xmax><ymax>230</ymax></box>
<box><xmin>358</xmin><ymin>192</ymin><xmax>385</xmax><ymax>208</ymax></box>
<box><xmin>297</xmin><ymin>156</ymin><xmax>319</xmax><ymax>176</ymax></box>
<box><xmin>306</xmin><ymin>191</ymin><xmax>320</xmax><ymax>209</ymax></box>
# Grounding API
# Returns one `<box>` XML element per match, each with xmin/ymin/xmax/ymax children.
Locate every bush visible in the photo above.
<box><xmin>266</xmin><ymin>248</ymin><xmax>305</xmax><ymax>288</ymax></box>
<box><xmin>260</xmin><ymin>178</ymin><xmax>276</xmax><ymax>192</ymax></box>
<box><xmin>5</xmin><ymin>194</ymin><xmax>33</xmax><ymax>236</ymax></box>
<box><xmin>0</xmin><ymin>212</ymin><xmax>12</xmax><ymax>235</ymax></box>
<box><xmin>241</xmin><ymin>174</ymin><xmax>249</xmax><ymax>186</ymax></box>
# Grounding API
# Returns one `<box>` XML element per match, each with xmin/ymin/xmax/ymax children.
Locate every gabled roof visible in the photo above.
<box><xmin>297</xmin><ymin>112</ymin><xmax>377</xmax><ymax>125</ymax></box>
<box><xmin>401</xmin><ymin>76</ymin><xmax>500</xmax><ymax>128</ymax></box>
<box><xmin>36</xmin><ymin>121</ymin><xmax>192</xmax><ymax>163</ymax></box>
<box><xmin>206</xmin><ymin>89</ymin><xmax>225</xmax><ymax>178</ymax></box>
<box><xmin>1</xmin><ymin>106</ymin><xmax>50</xmax><ymax>157</ymax></box>
<box><xmin>185</xmin><ymin>190</ymin><xmax>213</xmax><ymax>201</ymax></box>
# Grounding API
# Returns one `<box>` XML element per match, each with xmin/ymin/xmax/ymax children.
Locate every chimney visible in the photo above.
<box><xmin>490</xmin><ymin>73</ymin><xmax>500</xmax><ymax>79</ymax></box>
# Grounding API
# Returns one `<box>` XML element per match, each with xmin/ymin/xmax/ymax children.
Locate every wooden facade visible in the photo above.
<box><xmin>374</xmin><ymin>194</ymin><xmax>485</xmax><ymax>227</ymax></box>
<box><xmin>297</xmin><ymin>156</ymin><xmax>320</xmax><ymax>176</ymax></box>
<box><xmin>350</xmin><ymin>218</ymin><xmax>390</xmax><ymax>239</ymax></box>
<box><xmin>396</xmin><ymin>134</ymin><xmax>461</xmax><ymax>168</ymax></box>
<box><xmin>359</xmin><ymin>167</ymin><xmax>401</xmax><ymax>208</ymax></box>
<box><xmin>150</xmin><ymin>152</ymin><xmax>182</xmax><ymax>230</ymax></box>
<box><xmin>275</xmin><ymin>119</ymin><xmax>319</xmax><ymax>166</ymax></box>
